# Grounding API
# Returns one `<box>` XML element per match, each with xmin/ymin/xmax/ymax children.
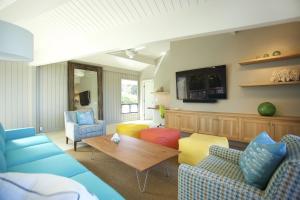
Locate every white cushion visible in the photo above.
<box><xmin>0</xmin><ymin>172</ymin><xmax>98</xmax><ymax>200</ymax></box>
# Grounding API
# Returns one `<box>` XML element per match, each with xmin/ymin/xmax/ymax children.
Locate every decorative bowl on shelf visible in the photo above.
<box><xmin>257</xmin><ymin>102</ymin><xmax>276</xmax><ymax>116</ymax></box>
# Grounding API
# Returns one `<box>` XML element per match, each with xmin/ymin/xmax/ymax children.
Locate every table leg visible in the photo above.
<box><xmin>135</xmin><ymin>170</ymin><xmax>150</xmax><ymax>192</ymax></box>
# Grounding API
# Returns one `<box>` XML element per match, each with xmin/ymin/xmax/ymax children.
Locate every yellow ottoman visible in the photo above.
<box><xmin>179</xmin><ymin>133</ymin><xmax>229</xmax><ymax>165</ymax></box>
<box><xmin>116</xmin><ymin>124</ymin><xmax>149</xmax><ymax>138</ymax></box>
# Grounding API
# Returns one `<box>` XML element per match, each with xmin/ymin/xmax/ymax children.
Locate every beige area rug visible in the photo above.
<box><xmin>67</xmin><ymin>146</ymin><xmax>179</xmax><ymax>200</ymax></box>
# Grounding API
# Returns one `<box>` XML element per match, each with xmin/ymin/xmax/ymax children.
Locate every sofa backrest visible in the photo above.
<box><xmin>264</xmin><ymin>134</ymin><xmax>300</xmax><ymax>199</ymax></box>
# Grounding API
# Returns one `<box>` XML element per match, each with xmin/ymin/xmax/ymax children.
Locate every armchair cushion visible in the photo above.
<box><xmin>239</xmin><ymin>131</ymin><xmax>287</xmax><ymax>189</ymax></box>
<box><xmin>76</xmin><ymin>111</ymin><xmax>94</xmax><ymax>125</ymax></box>
<box><xmin>197</xmin><ymin>155</ymin><xmax>244</xmax><ymax>181</ymax></box>
<box><xmin>5</xmin><ymin>135</ymin><xmax>50</xmax><ymax>152</ymax></box>
<box><xmin>6</xmin><ymin>143</ymin><xmax>63</xmax><ymax>167</ymax></box>
<box><xmin>5</xmin><ymin>127</ymin><xmax>36</xmax><ymax>141</ymax></box>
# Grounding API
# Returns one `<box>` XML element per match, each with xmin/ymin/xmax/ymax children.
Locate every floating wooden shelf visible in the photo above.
<box><xmin>240</xmin><ymin>81</ymin><xmax>300</xmax><ymax>87</ymax></box>
<box><xmin>151</xmin><ymin>91</ymin><xmax>169</xmax><ymax>94</ymax></box>
<box><xmin>239</xmin><ymin>53</ymin><xmax>300</xmax><ymax>65</ymax></box>
<box><xmin>147</xmin><ymin>106</ymin><xmax>169</xmax><ymax>110</ymax></box>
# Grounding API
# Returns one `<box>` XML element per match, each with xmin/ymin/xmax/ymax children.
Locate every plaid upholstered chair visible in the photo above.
<box><xmin>178</xmin><ymin>134</ymin><xmax>300</xmax><ymax>200</ymax></box>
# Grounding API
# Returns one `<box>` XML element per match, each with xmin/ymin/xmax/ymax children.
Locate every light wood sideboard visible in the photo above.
<box><xmin>165</xmin><ymin>110</ymin><xmax>300</xmax><ymax>142</ymax></box>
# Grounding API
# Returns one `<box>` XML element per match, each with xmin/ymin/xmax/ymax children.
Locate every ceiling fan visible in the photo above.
<box><xmin>114</xmin><ymin>46</ymin><xmax>145</xmax><ymax>59</ymax></box>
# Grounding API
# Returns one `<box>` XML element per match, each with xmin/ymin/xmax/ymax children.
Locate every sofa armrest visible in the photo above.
<box><xmin>209</xmin><ymin>145</ymin><xmax>242</xmax><ymax>164</ymax></box>
<box><xmin>65</xmin><ymin>122</ymin><xmax>79</xmax><ymax>141</ymax></box>
<box><xmin>5</xmin><ymin>127</ymin><xmax>36</xmax><ymax>141</ymax></box>
<box><xmin>178</xmin><ymin>164</ymin><xmax>263</xmax><ymax>200</ymax></box>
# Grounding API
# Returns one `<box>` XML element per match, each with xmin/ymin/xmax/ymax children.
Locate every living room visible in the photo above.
<box><xmin>0</xmin><ymin>0</ymin><xmax>300</xmax><ymax>200</ymax></box>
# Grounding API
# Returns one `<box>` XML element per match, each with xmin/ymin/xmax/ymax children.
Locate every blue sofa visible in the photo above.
<box><xmin>0</xmin><ymin>124</ymin><xmax>124</xmax><ymax>200</ymax></box>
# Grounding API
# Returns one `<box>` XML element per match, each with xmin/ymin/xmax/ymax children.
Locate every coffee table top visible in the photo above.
<box><xmin>83</xmin><ymin>135</ymin><xmax>179</xmax><ymax>172</ymax></box>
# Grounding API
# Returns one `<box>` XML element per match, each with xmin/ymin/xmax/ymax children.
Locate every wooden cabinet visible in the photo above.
<box><xmin>240</xmin><ymin>118</ymin><xmax>272</xmax><ymax>142</ymax></box>
<box><xmin>165</xmin><ymin>110</ymin><xmax>300</xmax><ymax>142</ymax></box>
<box><xmin>218</xmin><ymin>116</ymin><xmax>239</xmax><ymax>141</ymax></box>
<box><xmin>197</xmin><ymin>114</ymin><xmax>219</xmax><ymax>135</ymax></box>
<box><xmin>272</xmin><ymin>120</ymin><xmax>300</xmax><ymax>141</ymax></box>
<box><xmin>165</xmin><ymin>112</ymin><xmax>197</xmax><ymax>132</ymax></box>
<box><xmin>179</xmin><ymin>113</ymin><xmax>197</xmax><ymax>132</ymax></box>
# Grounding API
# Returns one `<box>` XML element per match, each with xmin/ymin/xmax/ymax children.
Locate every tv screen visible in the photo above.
<box><xmin>79</xmin><ymin>90</ymin><xmax>91</xmax><ymax>106</ymax></box>
<box><xmin>176</xmin><ymin>65</ymin><xmax>226</xmax><ymax>102</ymax></box>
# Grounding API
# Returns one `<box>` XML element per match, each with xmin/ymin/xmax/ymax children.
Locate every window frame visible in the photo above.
<box><xmin>121</xmin><ymin>79</ymin><xmax>139</xmax><ymax>114</ymax></box>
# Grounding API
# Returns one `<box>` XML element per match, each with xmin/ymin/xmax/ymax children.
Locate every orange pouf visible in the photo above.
<box><xmin>140</xmin><ymin>128</ymin><xmax>180</xmax><ymax>149</ymax></box>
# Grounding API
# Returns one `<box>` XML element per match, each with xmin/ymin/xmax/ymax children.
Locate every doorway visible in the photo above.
<box><xmin>141</xmin><ymin>79</ymin><xmax>154</xmax><ymax>120</ymax></box>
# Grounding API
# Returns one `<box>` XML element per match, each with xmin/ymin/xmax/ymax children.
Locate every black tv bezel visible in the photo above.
<box><xmin>176</xmin><ymin>65</ymin><xmax>227</xmax><ymax>102</ymax></box>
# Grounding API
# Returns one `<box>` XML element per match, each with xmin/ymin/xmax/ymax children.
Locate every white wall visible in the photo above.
<box><xmin>154</xmin><ymin>22</ymin><xmax>300</xmax><ymax>117</ymax></box>
<box><xmin>38</xmin><ymin>62</ymin><xmax>68</xmax><ymax>132</ymax></box>
<box><xmin>103</xmin><ymin>69</ymin><xmax>140</xmax><ymax>124</ymax></box>
<box><xmin>0</xmin><ymin>61</ymin><xmax>36</xmax><ymax>129</ymax></box>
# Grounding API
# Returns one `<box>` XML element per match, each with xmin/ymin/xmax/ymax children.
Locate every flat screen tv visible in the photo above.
<box><xmin>79</xmin><ymin>90</ymin><xmax>91</xmax><ymax>106</ymax></box>
<box><xmin>176</xmin><ymin>65</ymin><xmax>227</xmax><ymax>102</ymax></box>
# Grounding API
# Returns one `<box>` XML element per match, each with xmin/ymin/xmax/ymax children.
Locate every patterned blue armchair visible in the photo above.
<box><xmin>64</xmin><ymin>110</ymin><xmax>105</xmax><ymax>151</ymax></box>
<box><xmin>178</xmin><ymin>134</ymin><xmax>300</xmax><ymax>200</ymax></box>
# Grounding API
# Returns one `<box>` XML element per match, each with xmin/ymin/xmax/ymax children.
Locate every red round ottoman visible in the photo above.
<box><xmin>140</xmin><ymin>128</ymin><xmax>180</xmax><ymax>149</ymax></box>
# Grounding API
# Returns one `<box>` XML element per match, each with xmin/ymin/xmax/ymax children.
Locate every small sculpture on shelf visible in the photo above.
<box><xmin>270</xmin><ymin>69</ymin><xmax>300</xmax><ymax>83</ymax></box>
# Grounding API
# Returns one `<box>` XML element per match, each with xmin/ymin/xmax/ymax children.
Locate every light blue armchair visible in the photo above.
<box><xmin>64</xmin><ymin>110</ymin><xmax>105</xmax><ymax>151</ymax></box>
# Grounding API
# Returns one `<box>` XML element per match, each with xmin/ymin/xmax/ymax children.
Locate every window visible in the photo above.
<box><xmin>121</xmin><ymin>79</ymin><xmax>138</xmax><ymax>114</ymax></box>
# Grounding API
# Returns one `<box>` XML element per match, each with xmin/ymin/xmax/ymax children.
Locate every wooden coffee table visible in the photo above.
<box><xmin>83</xmin><ymin>135</ymin><xmax>179</xmax><ymax>192</ymax></box>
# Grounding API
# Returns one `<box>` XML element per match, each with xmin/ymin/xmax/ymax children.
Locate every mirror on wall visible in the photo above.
<box><xmin>68</xmin><ymin>62</ymin><xmax>103</xmax><ymax>120</ymax></box>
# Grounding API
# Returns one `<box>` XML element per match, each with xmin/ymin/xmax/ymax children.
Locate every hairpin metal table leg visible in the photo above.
<box><xmin>135</xmin><ymin>170</ymin><xmax>150</xmax><ymax>192</ymax></box>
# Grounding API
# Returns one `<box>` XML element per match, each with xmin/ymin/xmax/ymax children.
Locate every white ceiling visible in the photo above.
<box><xmin>1</xmin><ymin>0</ymin><xmax>300</xmax><ymax>68</ymax></box>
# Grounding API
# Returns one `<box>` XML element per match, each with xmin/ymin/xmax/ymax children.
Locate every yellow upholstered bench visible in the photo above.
<box><xmin>179</xmin><ymin>133</ymin><xmax>229</xmax><ymax>165</ymax></box>
<box><xmin>116</xmin><ymin>123</ymin><xmax>149</xmax><ymax>138</ymax></box>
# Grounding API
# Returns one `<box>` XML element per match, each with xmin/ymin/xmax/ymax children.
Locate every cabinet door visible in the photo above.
<box><xmin>165</xmin><ymin>113</ymin><xmax>180</xmax><ymax>129</ymax></box>
<box><xmin>240</xmin><ymin>118</ymin><xmax>272</xmax><ymax>142</ymax></box>
<box><xmin>272</xmin><ymin>120</ymin><xmax>300</xmax><ymax>141</ymax></box>
<box><xmin>218</xmin><ymin>116</ymin><xmax>239</xmax><ymax>141</ymax></box>
<box><xmin>179</xmin><ymin>113</ymin><xmax>197</xmax><ymax>133</ymax></box>
<box><xmin>197</xmin><ymin>114</ymin><xmax>219</xmax><ymax>135</ymax></box>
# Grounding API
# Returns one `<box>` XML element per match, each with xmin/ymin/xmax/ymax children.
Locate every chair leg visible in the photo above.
<box><xmin>66</xmin><ymin>137</ymin><xmax>69</xmax><ymax>144</ymax></box>
<box><xmin>74</xmin><ymin>141</ymin><xmax>77</xmax><ymax>151</ymax></box>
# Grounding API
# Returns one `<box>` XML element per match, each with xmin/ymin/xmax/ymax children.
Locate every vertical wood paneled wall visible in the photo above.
<box><xmin>38</xmin><ymin>62</ymin><xmax>68</xmax><ymax>132</ymax></box>
<box><xmin>103</xmin><ymin>70</ymin><xmax>140</xmax><ymax>124</ymax></box>
<box><xmin>0</xmin><ymin>61</ymin><xmax>35</xmax><ymax>129</ymax></box>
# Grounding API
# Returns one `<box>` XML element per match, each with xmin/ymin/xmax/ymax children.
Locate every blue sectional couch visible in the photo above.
<box><xmin>0</xmin><ymin>124</ymin><xmax>124</xmax><ymax>200</ymax></box>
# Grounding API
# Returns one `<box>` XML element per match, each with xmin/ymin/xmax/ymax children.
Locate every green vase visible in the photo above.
<box><xmin>258</xmin><ymin>102</ymin><xmax>276</xmax><ymax>116</ymax></box>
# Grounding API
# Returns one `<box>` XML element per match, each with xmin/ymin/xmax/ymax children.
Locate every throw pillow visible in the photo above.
<box><xmin>0</xmin><ymin>172</ymin><xmax>99</xmax><ymax>200</ymax></box>
<box><xmin>0</xmin><ymin>151</ymin><xmax>7</xmax><ymax>172</ymax></box>
<box><xmin>239</xmin><ymin>131</ymin><xmax>286</xmax><ymax>189</ymax></box>
<box><xmin>76</xmin><ymin>111</ymin><xmax>94</xmax><ymax>125</ymax></box>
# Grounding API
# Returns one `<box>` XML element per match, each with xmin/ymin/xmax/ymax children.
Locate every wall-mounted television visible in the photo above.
<box><xmin>176</xmin><ymin>65</ymin><xmax>227</xmax><ymax>103</ymax></box>
<box><xmin>79</xmin><ymin>90</ymin><xmax>91</xmax><ymax>106</ymax></box>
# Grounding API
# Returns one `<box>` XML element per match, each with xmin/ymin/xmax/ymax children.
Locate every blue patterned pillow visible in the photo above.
<box><xmin>239</xmin><ymin>131</ymin><xmax>286</xmax><ymax>189</ymax></box>
<box><xmin>76</xmin><ymin>111</ymin><xmax>94</xmax><ymax>125</ymax></box>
